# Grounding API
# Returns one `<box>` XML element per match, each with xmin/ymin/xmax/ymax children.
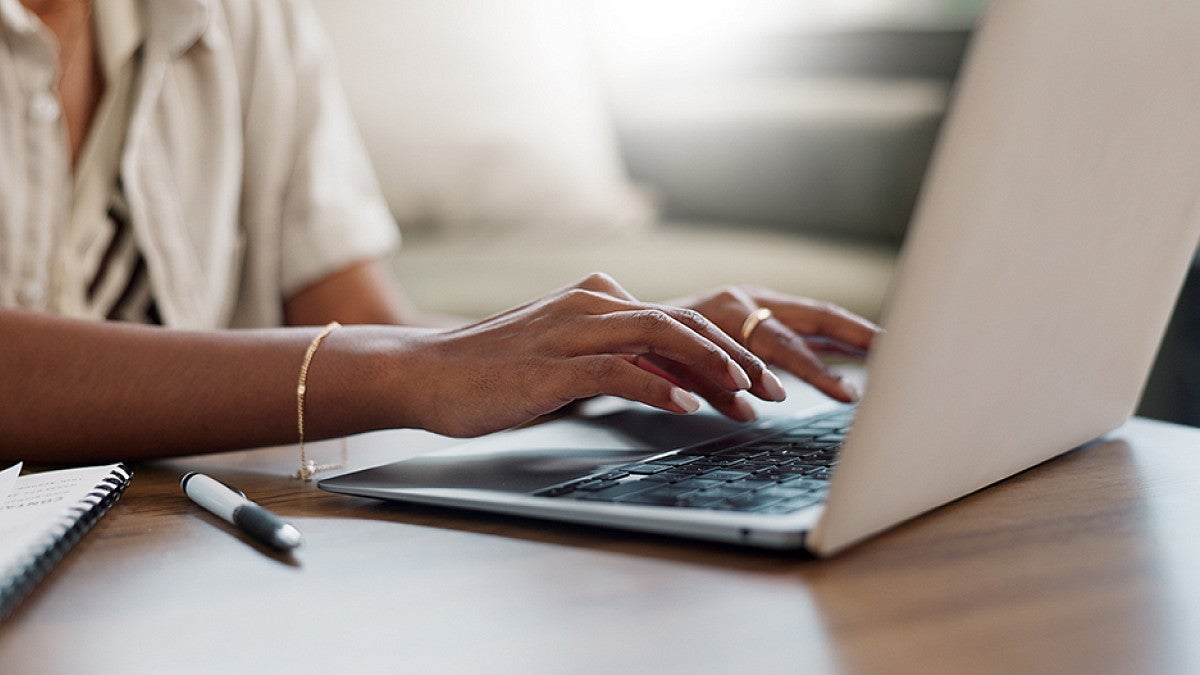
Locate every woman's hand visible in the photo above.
<box><xmin>384</xmin><ymin>274</ymin><xmax>789</xmax><ymax>437</ymax></box>
<box><xmin>670</xmin><ymin>286</ymin><xmax>881</xmax><ymax>405</ymax></box>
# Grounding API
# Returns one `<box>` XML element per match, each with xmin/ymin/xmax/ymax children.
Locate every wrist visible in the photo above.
<box><xmin>303</xmin><ymin>325</ymin><xmax>438</xmax><ymax>437</ymax></box>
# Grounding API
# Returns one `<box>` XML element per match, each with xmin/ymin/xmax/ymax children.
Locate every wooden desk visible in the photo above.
<box><xmin>2</xmin><ymin>416</ymin><xmax>1199</xmax><ymax>674</ymax></box>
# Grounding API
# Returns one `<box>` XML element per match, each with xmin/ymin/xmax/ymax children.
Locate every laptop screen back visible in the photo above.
<box><xmin>810</xmin><ymin>0</ymin><xmax>1200</xmax><ymax>554</ymax></box>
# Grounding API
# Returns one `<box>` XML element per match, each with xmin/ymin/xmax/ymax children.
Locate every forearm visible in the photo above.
<box><xmin>0</xmin><ymin>311</ymin><xmax>422</xmax><ymax>464</ymax></box>
<box><xmin>0</xmin><ymin>274</ymin><xmax>860</xmax><ymax>465</ymax></box>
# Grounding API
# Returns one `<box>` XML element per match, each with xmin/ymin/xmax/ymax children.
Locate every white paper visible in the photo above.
<box><xmin>0</xmin><ymin>462</ymin><xmax>21</xmax><ymax>508</ymax></box>
<box><xmin>0</xmin><ymin>464</ymin><xmax>121</xmax><ymax>574</ymax></box>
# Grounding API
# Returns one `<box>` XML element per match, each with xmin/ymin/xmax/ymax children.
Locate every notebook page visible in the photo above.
<box><xmin>0</xmin><ymin>465</ymin><xmax>123</xmax><ymax>571</ymax></box>
<box><xmin>0</xmin><ymin>463</ymin><xmax>19</xmax><ymax>506</ymax></box>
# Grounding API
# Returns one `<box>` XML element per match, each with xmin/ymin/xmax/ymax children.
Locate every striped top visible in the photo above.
<box><xmin>84</xmin><ymin>177</ymin><xmax>160</xmax><ymax>323</ymax></box>
<box><xmin>65</xmin><ymin>0</ymin><xmax>158</xmax><ymax>323</ymax></box>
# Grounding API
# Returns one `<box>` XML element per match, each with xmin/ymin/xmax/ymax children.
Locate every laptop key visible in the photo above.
<box><xmin>536</xmin><ymin>482</ymin><xmax>583</xmax><ymax>497</ymax></box>
<box><xmin>712</xmin><ymin>491</ymin><xmax>789</xmax><ymax>511</ymax></box>
<box><xmin>681</xmin><ymin>458</ymin><xmax>741</xmax><ymax>470</ymax></box>
<box><xmin>757</xmin><ymin>494</ymin><xmax>823</xmax><ymax>514</ymax></box>
<box><xmin>727</xmin><ymin>478</ymin><xmax>777</xmax><ymax>491</ymax></box>
<box><xmin>667</xmin><ymin>478</ymin><xmax>725</xmax><ymax>491</ymax></box>
<box><xmin>623</xmin><ymin>463</ymin><xmax>672</xmax><ymax>475</ymax></box>
<box><xmin>757</xmin><ymin>484</ymin><xmax>816</xmax><ymax>500</ymax></box>
<box><xmin>575</xmin><ymin>481</ymin><xmax>656</xmax><ymax>501</ymax></box>
<box><xmin>698</xmin><ymin>469</ymin><xmax>753</xmax><ymax>482</ymax></box>
<box><xmin>652</xmin><ymin>455</ymin><xmax>701</xmax><ymax>466</ymax></box>
<box><xmin>754</xmin><ymin>469</ymin><xmax>807</xmax><ymax>482</ymax></box>
<box><xmin>689</xmin><ymin>486</ymin><xmax>754</xmax><ymax>508</ymax></box>
<box><xmin>574</xmin><ymin>479</ymin><xmax>619</xmax><ymax>492</ymax></box>
<box><xmin>777</xmin><ymin>477</ymin><xmax>829</xmax><ymax>491</ymax></box>
<box><xmin>796</xmin><ymin>441</ymin><xmax>840</xmax><ymax>452</ymax></box>
<box><xmin>535</xmin><ymin>408</ymin><xmax>851</xmax><ymax>510</ymax></box>
<box><xmin>618</xmin><ymin>485</ymin><xmax>701</xmax><ymax>507</ymax></box>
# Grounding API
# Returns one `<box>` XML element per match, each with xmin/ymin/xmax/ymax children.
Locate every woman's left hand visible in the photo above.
<box><xmin>669</xmin><ymin>286</ymin><xmax>880</xmax><ymax>406</ymax></box>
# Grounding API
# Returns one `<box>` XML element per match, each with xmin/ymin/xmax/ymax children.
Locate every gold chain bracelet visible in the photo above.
<box><xmin>293</xmin><ymin>321</ymin><xmax>347</xmax><ymax>481</ymax></box>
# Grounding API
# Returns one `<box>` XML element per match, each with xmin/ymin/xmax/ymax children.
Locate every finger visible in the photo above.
<box><xmin>804</xmin><ymin>336</ymin><xmax>869</xmax><ymax>359</ymax></box>
<box><xmin>641</xmin><ymin>357</ymin><xmax>760</xmax><ymax>422</ymax></box>
<box><xmin>752</xmin><ymin>320</ymin><xmax>860</xmax><ymax>403</ymax></box>
<box><xmin>576</xmin><ymin>305</ymin><xmax>782</xmax><ymax>393</ymax></box>
<box><xmin>765</xmin><ymin>299</ymin><xmax>880</xmax><ymax>352</ymax></box>
<box><xmin>648</xmin><ymin>304</ymin><xmax>793</xmax><ymax>403</ymax></box>
<box><xmin>575</xmin><ymin>309</ymin><xmax>754</xmax><ymax>393</ymax></box>
<box><xmin>571</xmin><ymin>272</ymin><xmax>638</xmax><ymax>301</ymax></box>
<box><xmin>549</xmin><ymin>292</ymin><xmax>777</xmax><ymax>399</ymax></box>
<box><xmin>612</xmin><ymin>302</ymin><xmax>785</xmax><ymax>401</ymax></box>
<box><xmin>623</xmin><ymin>289</ymin><xmax>788</xmax><ymax>402</ymax></box>
<box><xmin>560</xmin><ymin>355</ymin><xmax>702</xmax><ymax>414</ymax></box>
<box><xmin>621</xmin><ymin>354</ymin><xmax>685</xmax><ymax>389</ymax></box>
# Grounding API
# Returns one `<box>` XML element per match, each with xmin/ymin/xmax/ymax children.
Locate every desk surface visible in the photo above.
<box><xmin>2</xmin><ymin>412</ymin><xmax>1200</xmax><ymax>674</ymax></box>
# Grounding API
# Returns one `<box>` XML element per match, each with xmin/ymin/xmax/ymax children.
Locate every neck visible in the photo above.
<box><xmin>21</xmin><ymin>0</ymin><xmax>100</xmax><ymax>169</ymax></box>
<box><xmin>20</xmin><ymin>0</ymin><xmax>84</xmax><ymax>17</ymax></box>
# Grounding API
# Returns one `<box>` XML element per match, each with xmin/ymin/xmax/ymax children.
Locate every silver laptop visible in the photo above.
<box><xmin>321</xmin><ymin>1</ymin><xmax>1200</xmax><ymax>555</ymax></box>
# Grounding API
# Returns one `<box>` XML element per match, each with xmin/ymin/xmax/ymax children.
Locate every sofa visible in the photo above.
<box><xmin>309</xmin><ymin>1</ymin><xmax>973</xmax><ymax>323</ymax></box>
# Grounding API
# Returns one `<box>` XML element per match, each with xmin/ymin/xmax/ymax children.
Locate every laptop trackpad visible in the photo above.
<box><xmin>331</xmin><ymin>447</ymin><xmax>663</xmax><ymax>494</ymax></box>
<box><xmin>324</xmin><ymin>408</ymin><xmax>748</xmax><ymax>494</ymax></box>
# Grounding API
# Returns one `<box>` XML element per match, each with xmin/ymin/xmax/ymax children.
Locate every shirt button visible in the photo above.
<box><xmin>29</xmin><ymin>93</ymin><xmax>61</xmax><ymax>123</ymax></box>
<box><xmin>18</xmin><ymin>281</ymin><xmax>45</xmax><ymax>307</ymax></box>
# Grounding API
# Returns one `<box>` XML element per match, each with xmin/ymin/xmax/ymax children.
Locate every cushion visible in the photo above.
<box><xmin>309</xmin><ymin>0</ymin><xmax>653</xmax><ymax>238</ymax></box>
<box><xmin>390</xmin><ymin>221</ymin><xmax>896</xmax><ymax>321</ymax></box>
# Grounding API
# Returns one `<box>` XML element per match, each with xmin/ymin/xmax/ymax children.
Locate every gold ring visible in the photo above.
<box><xmin>740</xmin><ymin>307</ymin><xmax>773</xmax><ymax>345</ymax></box>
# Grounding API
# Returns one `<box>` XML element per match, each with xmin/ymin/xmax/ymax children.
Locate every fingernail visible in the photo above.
<box><xmin>841</xmin><ymin>380</ymin><xmax>861</xmax><ymax>403</ymax></box>
<box><xmin>732</xmin><ymin>394</ymin><xmax>758</xmax><ymax>422</ymax></box>
<box><xmin>727</xmin><ymin>361</ymin><xmax>752</xmax><ymax>390</ymax></box>
<box><xmin>761</xmin><ymin>370</ymin><xmax>787</xmax><ymax>402</ymax></box>
<box><xmin>670</xmin><ymin>387</ymin><xmax>701</xmax><ymax>414</ymax></box>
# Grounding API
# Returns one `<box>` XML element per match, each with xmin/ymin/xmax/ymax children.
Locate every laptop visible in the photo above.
<box><xmin>321</xmin><ymin>1</ymin><xmax>1200</xmax><ymax>555</ymax></box>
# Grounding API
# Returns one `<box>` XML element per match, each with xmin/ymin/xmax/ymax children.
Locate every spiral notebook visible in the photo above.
<box><xmin>0</xmin><ymin>462</ymin><xmax>132</xmax><ymax>622</ymax></box>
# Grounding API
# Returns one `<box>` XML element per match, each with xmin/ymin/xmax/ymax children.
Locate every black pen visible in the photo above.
<box><xmin>181</xmin><ymin>472</ymin><xmax>304</xmax><ymax>551</ymax></box>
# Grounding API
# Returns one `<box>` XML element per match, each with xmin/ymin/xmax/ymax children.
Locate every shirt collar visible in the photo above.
<box><xmin>142</xmin><ymin>0</ymin><xmax>212</xmax><ymax>57</ymax></box>
<box><xmin>0</xmin><ymin>0</ymin><xmax>38</xmax><ymax>35</ymax></box>
<box><xmin>94</xmin><ymin>0</ymin><xmax>143</xmax><ymax>80</ymax></box>
<box><xmin>0</xmin><ymin>0</ymin><xmax>209</xmax><ymax>67</ymax></box>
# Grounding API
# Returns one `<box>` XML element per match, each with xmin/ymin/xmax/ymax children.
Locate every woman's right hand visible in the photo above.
<box><xmin>377</xmin><ymin>273</ymin><xmax>787</xmax><ymax>438</ymax></box>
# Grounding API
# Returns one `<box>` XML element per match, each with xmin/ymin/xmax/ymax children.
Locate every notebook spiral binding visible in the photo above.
<box><xmin>0</xmin><ymin>464</ymin><xmax>133</xmax><ymax>622</ymax></box>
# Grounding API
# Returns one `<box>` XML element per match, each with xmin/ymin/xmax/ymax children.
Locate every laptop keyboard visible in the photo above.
<box><xmin>534</xmin><ymin>407</ymin><xmax>854</xmax><ymax>514</ymax></box>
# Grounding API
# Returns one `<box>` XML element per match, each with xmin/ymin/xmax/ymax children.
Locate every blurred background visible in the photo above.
<box><xmin>587</xmin><ymin>0</ymin><xmax>978</xmax><ymax>242</ymax></box>
<box><xmin>307</xmin><ymin>0</ymin><xmax>1194</xmax><ymax>426</ymax></box>
<box><xmin>310</xmin><ymin>0</ymin><xmax>982</xmax><ymax>321</ymax></box>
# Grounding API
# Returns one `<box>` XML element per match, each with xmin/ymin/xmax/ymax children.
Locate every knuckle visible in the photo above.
<box><xmin>560</xmin><ymin>288</ymin><xmax>598</xmax><ymax>308</ymax></box>
<box><xmin>712</xmin><ymin>288</ymin><xmax>742</xmax><ymax>307</ymax></box>
<box><xmin>579</xmin><ymin>272</ymin><xmax>617</xmax><ymax>291</ymax></box>
<box><xmin>583</xmin><ymin>354</ymin><xmax>623</xmax><ymax>381</ymax></box>
<box><xmin>774</xmin><ymin>328</ymin><xmax>803</xmax><ymax>351</ymax></box>
<box><xmin>633</xmin><ymin>308</ymin><xmax>674</xmax><ymax>334</ymax></box>
<box><xmin>770</xmin><ymin>328</ymin><xmax>806</xmax><ymax>360</ymax></box>
<box><xmin>673</xmin><ymin>308</ymin><xmax>706</xmax><ymax>327</ymax></box>
<box><xmin>640</xmin><ymin>374</ymin><xmax>663</xmax><ymax>400</ymax></box>
<box><xmin>699</xmin><ymin>339</ymin><xmax>726</xmax><ymax>364</ymax></box>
